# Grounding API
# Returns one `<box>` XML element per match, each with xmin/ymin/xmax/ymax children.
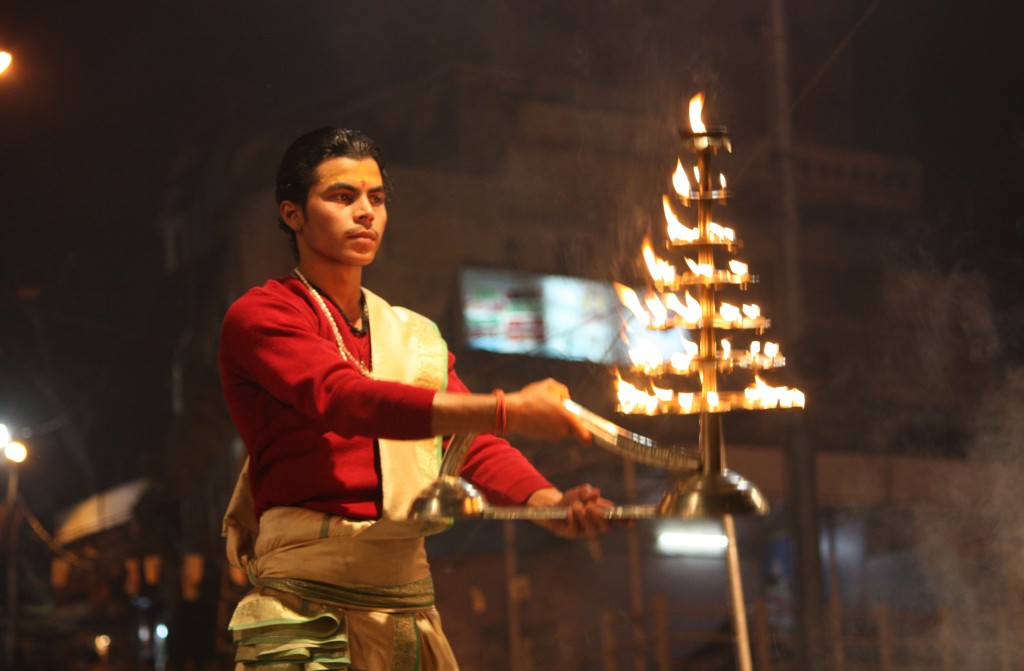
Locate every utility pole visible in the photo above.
<box><xmin>766</xmin><ymin>0</ymin><xmax>827</xmax><ymax>668</ymax></box>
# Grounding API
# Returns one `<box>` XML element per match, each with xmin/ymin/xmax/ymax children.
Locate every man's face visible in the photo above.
<box><xmin>281</xmin><ymin>156</ymin><xmax>388</xmax><ymax>268</ymax></box>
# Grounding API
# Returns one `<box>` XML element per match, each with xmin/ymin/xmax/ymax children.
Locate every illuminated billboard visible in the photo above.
<box><xmin>459</xmin><ymin>267</ymin><xmax>683</xmax><ymax>365</ymax></box>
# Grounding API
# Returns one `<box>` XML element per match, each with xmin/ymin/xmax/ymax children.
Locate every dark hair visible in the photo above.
<box><xmin>275</xmin><ymin>127</ymin><xmax>390</xmax><ymax>253</ymax></box>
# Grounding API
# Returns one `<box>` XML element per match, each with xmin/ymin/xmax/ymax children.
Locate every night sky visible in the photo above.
<box><xmin>0</xmin><ymin>0</ymin><xmax>1021</xmax><ymax>518</ymax></box>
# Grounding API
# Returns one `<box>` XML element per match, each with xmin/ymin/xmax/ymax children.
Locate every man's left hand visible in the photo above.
<box><xmin>526</xmin><ymin>484</ymin><xmax>615</xmax><ymax>538</ymax></box>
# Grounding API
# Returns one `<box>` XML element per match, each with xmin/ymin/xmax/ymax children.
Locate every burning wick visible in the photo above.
<box><xmin>643</xmin><ymin>238</ymin><xmax>677</xmax><ymax>285</ymax></box>
<box><xmin>688</xmin><ymin>93</ymin><xmax>706</xmax><ymax>133</ymax></box>
<box><xmin>664</xmin><ymin>196</ymin><xmax>698</xmax><ymax>242</ymax></box>
<box><xmin>709</xmin><ymin>222</ymin><xmax>736</xmax><ymax>243</ymax></box>
<box><xmin>684</xmin><ymin>257</ymin><xmax>713</xmax><ymax>278</ymax></box>
<box><xmin>672</xmin><ymin>161</ymin><xmax>691</xmax><ymax>195</ymax></box>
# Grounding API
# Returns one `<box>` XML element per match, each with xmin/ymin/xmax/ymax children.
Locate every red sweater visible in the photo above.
<box><xmin>219</xmin><ymin>278</ymin><xmax>552</xmax><ymax>519</ymax></box>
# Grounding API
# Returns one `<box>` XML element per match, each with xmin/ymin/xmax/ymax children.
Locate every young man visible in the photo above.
<box><xmin>220</xmin><ymin>127</ymin><xmax>613</xmax><ymax>670</ymax></box>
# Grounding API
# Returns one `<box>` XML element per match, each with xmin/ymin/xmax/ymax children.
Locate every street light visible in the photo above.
<box><xmin>0</xmin><ymin>423</ymin><xmax>27</xmax><ymax>668</ymax></box>
<box><xmin>2</xmin><ymin>442</ymin><xmax>25</xmax><ymax>465</ymax></box>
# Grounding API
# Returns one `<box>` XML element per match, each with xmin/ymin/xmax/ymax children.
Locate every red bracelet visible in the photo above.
<box><xmin>492</xmin><ymin>389</ymin><xmax>507</xmax><ymax>435</ymax></box>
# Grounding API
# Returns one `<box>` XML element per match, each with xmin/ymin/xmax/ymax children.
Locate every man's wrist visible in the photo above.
<box><xmin>526</xmin><ymin>486</ymin><xmax>563</xmax><ymax>507</ymax></box>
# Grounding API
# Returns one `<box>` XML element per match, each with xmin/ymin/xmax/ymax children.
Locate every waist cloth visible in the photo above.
<box><xmin>228</xmin><ymin>507</ymin><xmax>459</xmax><ymax>671</ymax></box>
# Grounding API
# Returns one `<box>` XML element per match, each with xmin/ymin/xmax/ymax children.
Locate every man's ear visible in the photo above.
<box><xmin>279</xmin><ymin>201</ymin><xmax>303</xmax><ymax>232</ymax></box>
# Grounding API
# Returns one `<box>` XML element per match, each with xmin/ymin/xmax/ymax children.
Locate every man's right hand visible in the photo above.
<box><xmin>506</xmin><ymin>378</ymin><xmax>592</xmax><ymax>444</ymax></box>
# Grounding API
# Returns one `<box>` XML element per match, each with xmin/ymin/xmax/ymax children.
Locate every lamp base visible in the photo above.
<box><xmin>657</xmin><ymin>469</ymin><xmax>769</xmax><ymax>518</ymax></box>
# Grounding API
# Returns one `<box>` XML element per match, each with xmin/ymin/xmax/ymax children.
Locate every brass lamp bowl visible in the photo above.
<box><xmin>407</xmin><ymin>476</ymin><xmax>487</xmax><ymax>521</ymax></box>
<box><xmin>657</xmin><ymin>469</ymin><xmax>769</xmax><ymax>519</ymax></box>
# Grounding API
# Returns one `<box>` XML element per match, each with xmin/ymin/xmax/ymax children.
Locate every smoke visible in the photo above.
<box><xmin>902</xmin><ymin>366</ymin><xmax>1024</xmax><ymax>667</ymax></box>
<box><xmin>872</xmin><ymin>264</ymin><xmax>1021</xmax><ymax>666</ymax></box>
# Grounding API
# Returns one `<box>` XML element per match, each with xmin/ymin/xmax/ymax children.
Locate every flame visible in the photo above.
<box><xmin>720</xmin><ymin>302</ymin><xmax>741</xmax><ymax>323</ymax></box>
<box><xmin>707</xmin><ymin>391</ymin><xmax>720</xmax><ymax>409</ymax></box>
<box><xmin>653</xmin><ymin>384</ymin><xmax>674</xmax><ymax>403</ymax></box>
<box><xmin>644</xmin><ymin>294</ymin><xmax>669</xmax><ymax>327</ymax></box>
<box><xmin>709</xmin><ymin>222</ymin><xmax>736</xmax><ymax>243</ymax></box>
<box><xmin>744</xmin><ymin>375</ymin><xmax>805</xmax><ymax>409</ymax></box>
<box><xmin>750</xmin><ymin>341</ymin><xmax>761</xmax><ymax>355</ymax></box>
<box><xmin>693</xmin><ymin>166</ymin><xmax>701</xmax><ymax>185</ymax></box>
<box><xmin>663</xmin><ymin>196</ymin><xmax>698</xmax><ymax>242</ymax></box>
<box><xmin>682</xmin><ymin>338</ymin><xmax>699</xmax><ymax>356</ymax></box>
<box><xmin>672</xmin><ymin>161</ymin><xmax>691</xmax><ymax>195</ymax></box>
<box><xmin>614</xmin><ymin>282</ymin><xmax>650</xmax><ymax>327</ymax></box>
<box><xmin>677</xmin><ymin>392</ymin><xmax>695</xmax><ymax>411</ymax></box>
<box><xmin>669</xmin><ymin>352</ymin><xmax>689</xmax><ymax>372</ymax></box>
<box><xmin>664</xmin><ymin>292</ymin><xmax>701</xmax><ymax>323</ymax></box>
<box><xmin>684</xmin><ymin>257</ymin><xmax>713</xmax><ymax>277</ymax></box>
<box><xmin>615</xmin><ymin>373</ymin><xmax>660</xmax><ymax>414</ymax></box>
<box><xmin>763</xmin><ymin>341</ymin><xmax>779</xmax><ymax>359</ymax></box>
<box><xmin>669</xmin><ymin>338</ymin><xmax>699</xmax><ymax>372</ymax></box>
<box><xmin>728</xmin><ymin>259</ymin><xmax>748</xmax><ymax>275</ymax></box>
<box><xmin>688</xmin><ymin>93</ymin><xmax>706</xmax><ymax>133</ymax></box>
<box><xmin>642</xmin><ymin>237</ymin><xmax>677</xmax><ymax>285</ymax></box>
<box><xmin>741</xmin><ymin>304</ymin><xmax>760</xmax><ymax>320</ymax></box>
<box><xmin>720</xmin><ymin>173</ymin><xmax>727</xmax><ymax>189</ymax></box>
<box><xmin>628</xmin><ymin>338</ymin><xmax>664</xmax><ymax>371</ymax></box>
<box><xmin>721</xmin><ymin>339</ymin><xmax>732</xmax><ymax>357</ymax></box>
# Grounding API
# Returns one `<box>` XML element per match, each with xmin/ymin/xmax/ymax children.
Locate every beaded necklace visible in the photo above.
<box><xmin>293</xmin><ymin>268</ymin><xmax>372</xmax><ymax>378</ymax></box>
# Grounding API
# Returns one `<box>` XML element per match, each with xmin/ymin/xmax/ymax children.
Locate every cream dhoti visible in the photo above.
<box><xmin>224</xmin><ymin>290</ymin><xmax>456</xmax><ymax>670</ymax></box>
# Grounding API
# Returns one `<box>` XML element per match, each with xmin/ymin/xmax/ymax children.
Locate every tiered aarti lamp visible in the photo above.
<box><xmin>410</xmin><ymin>93</ymin><xmax>803</xmax><ymax>671</ymax></box>
<box><xmin>611</xmin><ymin>92</ymin><xmax>803</xmax><ymax>670</ymax></box>
<box><xmin>614</xmin><ymin>93</ymin><xmax>803</xmax><ymax>513</ymax></box>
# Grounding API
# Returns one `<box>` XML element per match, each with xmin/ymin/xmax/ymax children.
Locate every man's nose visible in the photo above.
<box><xmin>353</xmin><ymin>194</ymin><xmax>374</xmax><ymax>223</ymax></box>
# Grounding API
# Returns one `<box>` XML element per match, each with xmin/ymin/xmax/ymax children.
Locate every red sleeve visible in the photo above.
<box><xmin>220</xmin><ymin>285</ymin><xmax>437</xmax><ymax>440</ymax></box>
<box><xmin>446</xmin><ymin>366</ymin><xmax>554</xmax><ymax>506</ymax></box>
